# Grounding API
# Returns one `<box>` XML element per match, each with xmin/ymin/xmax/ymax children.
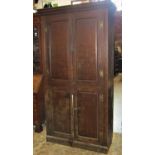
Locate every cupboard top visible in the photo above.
<box><xmin>36</xmin><ymin>1</ymin><xmax>116</xmax><ymax>16</ymax></box>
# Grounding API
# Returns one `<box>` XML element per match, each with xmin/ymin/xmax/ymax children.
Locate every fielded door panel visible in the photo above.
<box><xmin>48</xmin><ymin>90</ymin><xmax>73</xmax><ymax>138</ymax></box>
<box><xmin>74</xmin><ymin>16</ymin><xmax>97</xmax><ymax>81</ymax></box>
<box><xmin>74</xmin><ymin>91</ymin><xmax>99</xmax><ymax>144</ymax></box>
<box><xmin>46</xmin><ymin>15</ymin><xmax>73</xmax><ymax>80</ymax></box>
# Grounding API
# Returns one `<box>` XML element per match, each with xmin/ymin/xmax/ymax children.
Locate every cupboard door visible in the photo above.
<box><xmin>46</xmin><ymin>90</ymin><xmax>72</xmax><ymax>139</ymax></box>
<box><xmin>74</xmin><ymin>13</ymin><xmax>98</xmax><ymax>81</ymax></box>
<box><xmin>75</xmin><ymin>92</ymin><xmax>99</xmax><ymax>141</ymax></box>
<box><xmin>73</xmin><ymin>10</ymin><xmax>103</xmax><ymax>144</ymax></box>
<box><xmin>47</xmin><ymin>15</ymin><xmax>72</xmax><ymax>80</ymax></box>
<box><xmin>52</xmin><ymin>91</ymin><xmax>71</xmax><ymax>134</ymax></box>
<box><xmin>45</xmin><ymin>14</ymin><xmax>73</xmax><ymax>140</ymax></box>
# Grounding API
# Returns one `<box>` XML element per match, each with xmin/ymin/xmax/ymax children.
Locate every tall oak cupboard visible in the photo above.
<box><xmin>36</xmin><ymin>1</ymin><xmax>116</xmax><ymax>153</ymax></box>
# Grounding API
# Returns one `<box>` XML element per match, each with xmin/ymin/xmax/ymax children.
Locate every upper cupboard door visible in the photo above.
<box><xmin>47</xmin><ymin>15</ymin><xmax>72</xmax><ymax>80</ymax></box>
<box><xmin>73</xmin><ymin>11</ymin><xmax>100</xmax><ymax>81</ymax></box>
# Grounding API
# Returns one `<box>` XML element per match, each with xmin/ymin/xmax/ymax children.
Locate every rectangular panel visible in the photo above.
<box><xmin>75</xmin><ymin>18</ymin><xmax>97</xmax><ymax>81</ymax></box>
<box><xmin>52</xmin><ymin>91</ymin><xmax>71</xmax><ymax>134</ymax></box>
<box><xmin>77</xmin><ymin>92</ymin><xmax>98</xmax><ymax>138</ymax></box>
<box><xmin>49</xmin><ymin>20</ymin><xmax>71</xmax><ymax>79</ymax></box>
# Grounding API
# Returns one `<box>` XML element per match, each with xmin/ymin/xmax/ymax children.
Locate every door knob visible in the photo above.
<box><xmin>99</xmin><ymin>70</ymin><xmax>104</xmax><ymax>78</ymax></box>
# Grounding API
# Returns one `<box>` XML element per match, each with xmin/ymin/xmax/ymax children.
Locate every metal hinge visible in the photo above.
<box><xmin>99</xmin><ymin>94</ymin><xmax>104</xmax><ymax>102</ymax></box>
<box><xmin>99</xmin><ymin>20</ymin><xmax>103</xmax><ymax>29</ymax></box>
<box><xmin>44</xmin><ymin>27</ymin><xmax>47</xmax><ymax>32</ymax></box>
<box><xmin>99</xmin><ymin>70</ymin><xmax>104</xmax><ymax>78</ymax></box>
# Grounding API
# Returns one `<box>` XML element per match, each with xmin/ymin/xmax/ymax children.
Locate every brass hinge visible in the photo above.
<box><xmin>44</xmin><ymin>27</ymin><xmax>47</xmax><ymax>32</ymax></box>
<box><xmin>99</xmin><ymin>70</ymin><xmax>104</xmax><ymax>78</ymax></box>
<box><xmin>99</xmin><ymin>20</ymin><xmax>103</xmax><ymax>29</ymax></box>
<box><xmin>99</xmin><ymin>94</ymin><xmax>104</xmax><ymax>102</ymax></box>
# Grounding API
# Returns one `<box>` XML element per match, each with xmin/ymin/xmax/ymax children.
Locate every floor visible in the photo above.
<box><xmin>33</xmin><ymin>74</ymin><xmax>122</xmax><ymax>155</ymax></box>
<box><xmin>34</xmin><ymin>127</ymin><xmax>122</xmax><ymax>155</ymax></box>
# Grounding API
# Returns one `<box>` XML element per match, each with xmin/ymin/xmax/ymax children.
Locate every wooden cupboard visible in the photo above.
<box><xmin>37</xmin><ymin>1</ymin><xmax>116</xmax><ymax>153</ymax></box>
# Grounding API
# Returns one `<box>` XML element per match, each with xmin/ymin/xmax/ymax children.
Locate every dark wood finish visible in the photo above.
<box><xmin>52</xmin><ymin>90</ymin><xmax>71</xmax><ymax>134</ymax></box>
<box><xmin>49</xmin><ymin>17</ymin><xmax>72</xmax><ymax>80</ymax></box>
<box><xmin>114</xmin><ymin>11</ymin><xmax>122</xmax><ymax>46</ymax></box>
<box><xmin>38</xmin><ymin>1</ymin><xmax>116</xmax><ymax>153</ymax></box>
<box><xmin>73</xmin><ymin>10</ymin><xmax>101</xmax><ymax>146</ymax></box>
<box><xmin>33</xmin><ymin>74</ymin><xmax>45</xmax><ymax>132</ymax></box>
<box><xmin>76</xmin><ymin>92</ymin><xmax>98</xmax><ymax>138</ymax></box>
<box><xmin>75</xmin><ymin>16</ymin><xmax>97</xmax><ymax>80</ymax></box>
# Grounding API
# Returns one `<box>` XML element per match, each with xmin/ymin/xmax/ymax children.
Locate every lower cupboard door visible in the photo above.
<box><xmin>74</xmin><ymin>91</ymin><xmax>99</xmax><ymax>144</ymax></box>
<box><xmin>47</xmin><ymin>90</ymin><xmax>73</xmax><ymax>139</ymax></box>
